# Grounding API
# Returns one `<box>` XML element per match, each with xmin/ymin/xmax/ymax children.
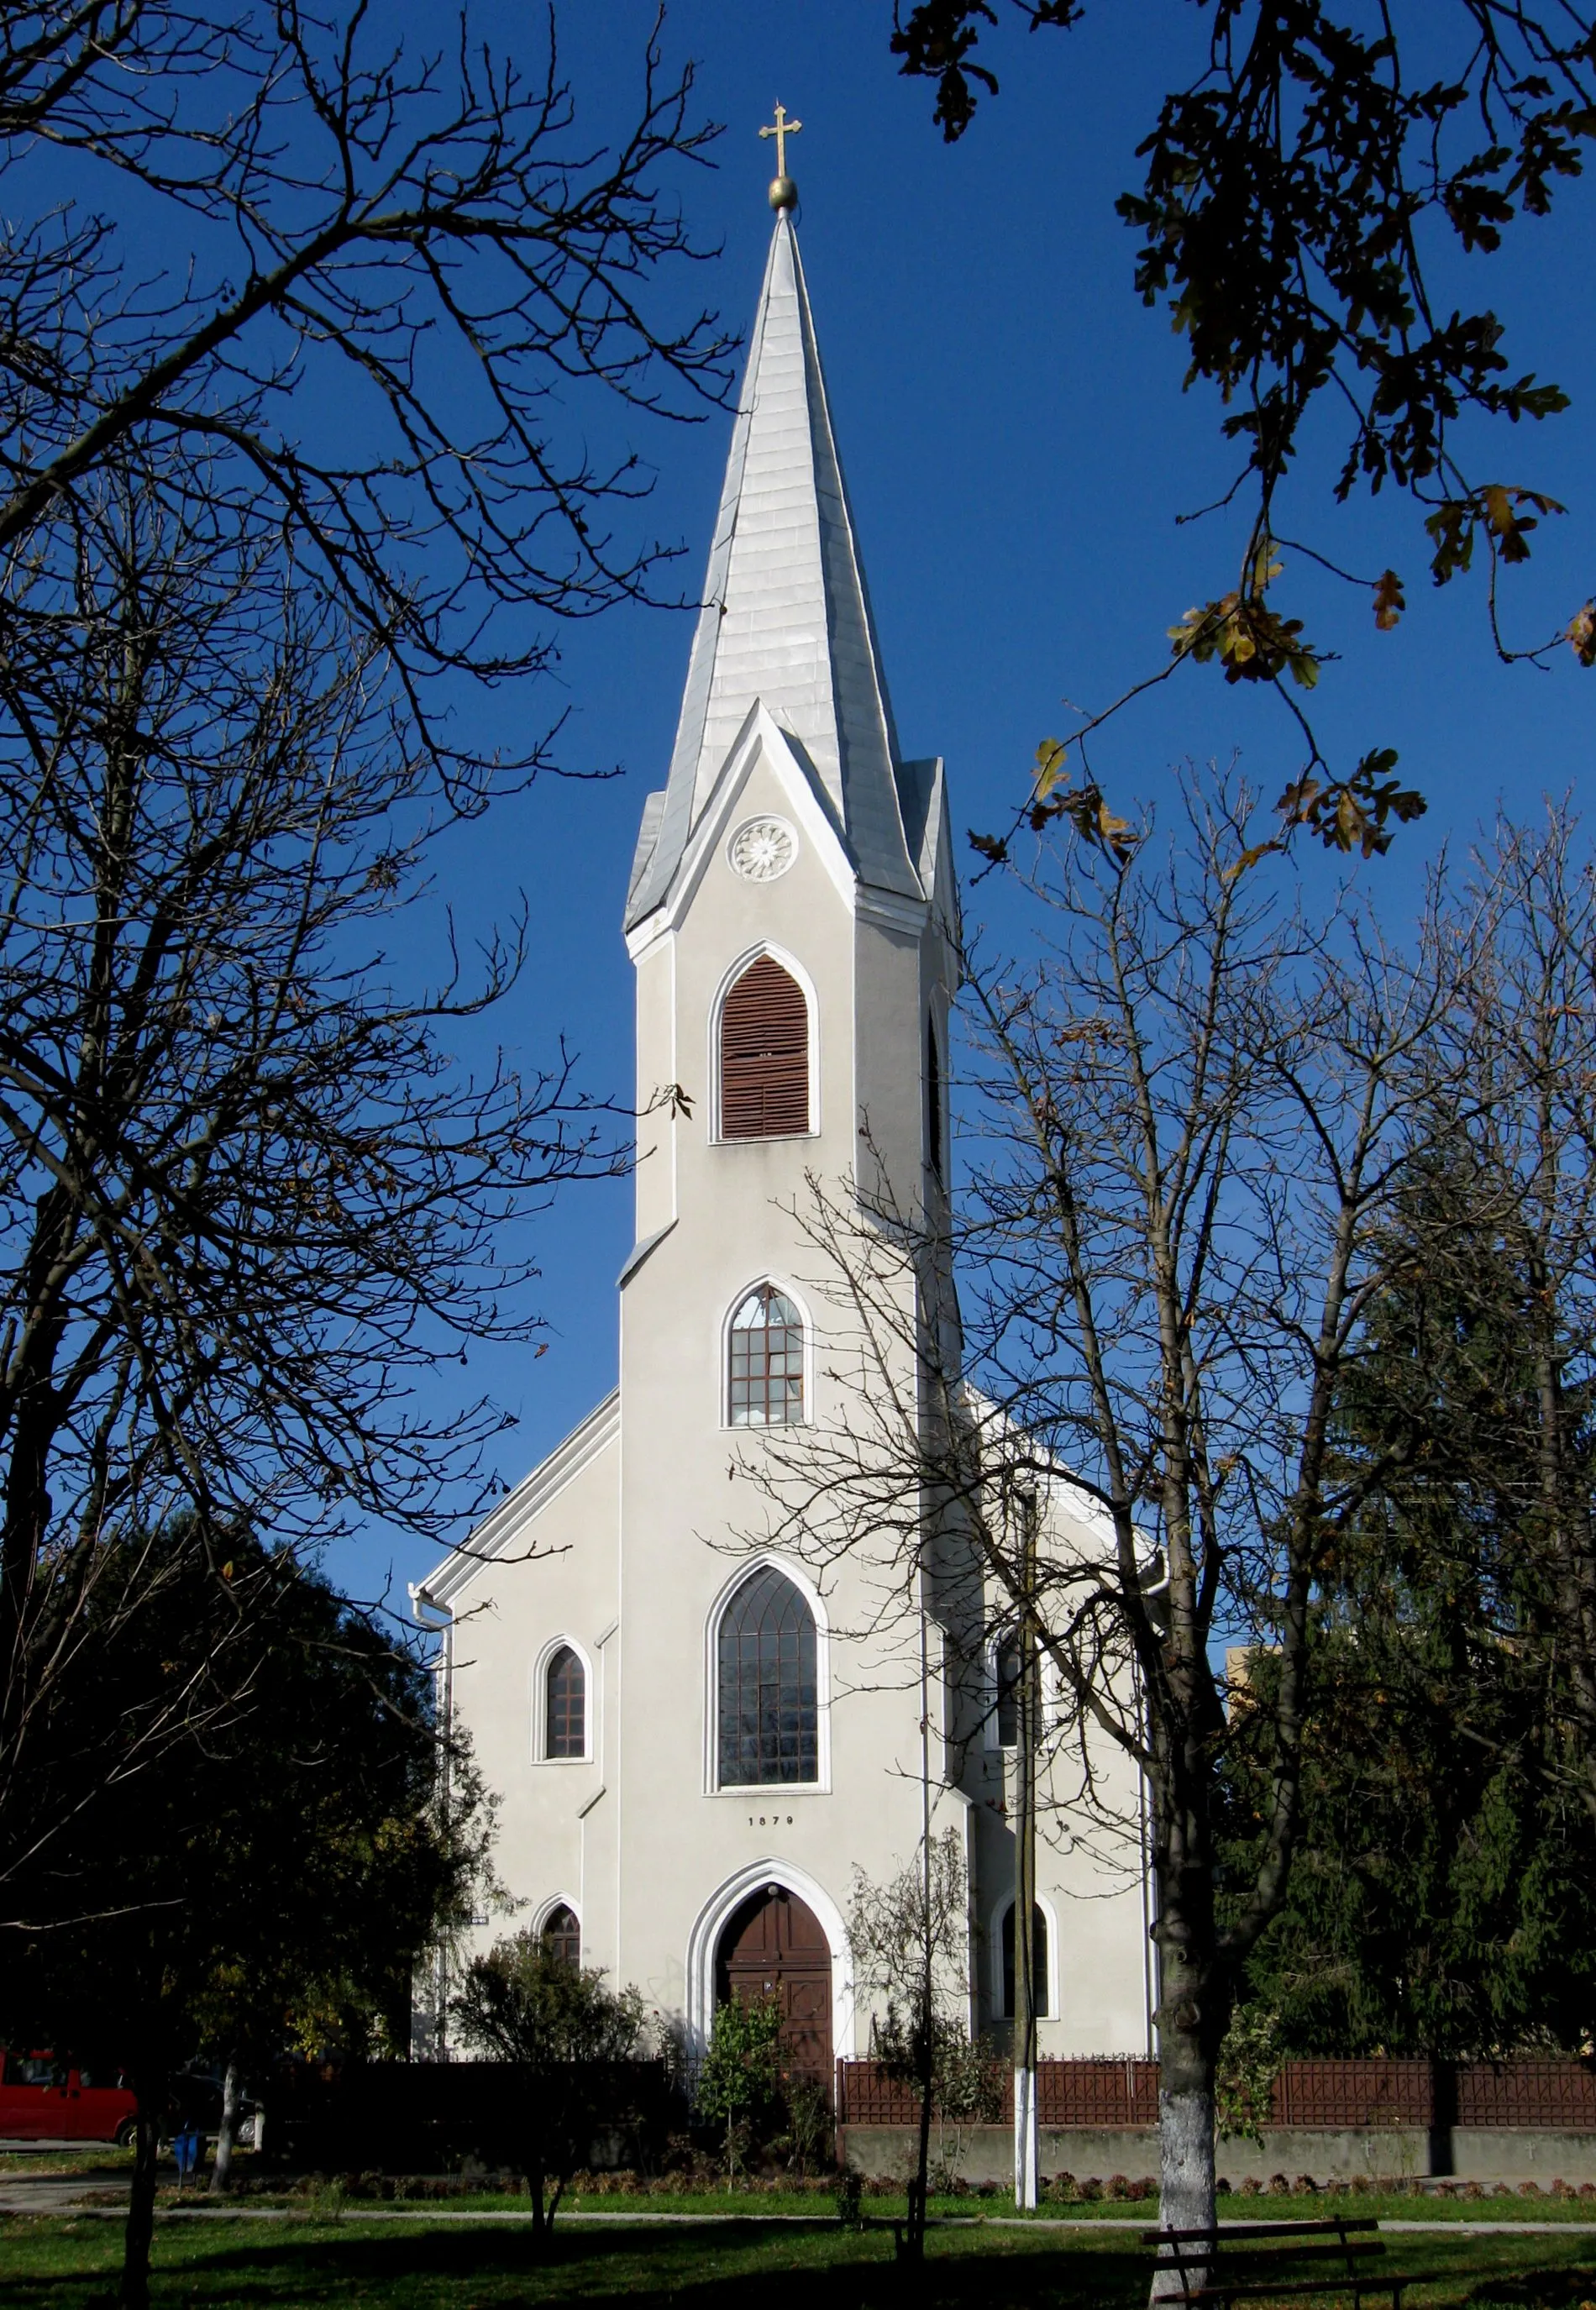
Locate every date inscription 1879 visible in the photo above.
<box><xmin>748</xmin><ymin>1814</ymin><xmax>795</xmax><ymax>1827</ymax></box>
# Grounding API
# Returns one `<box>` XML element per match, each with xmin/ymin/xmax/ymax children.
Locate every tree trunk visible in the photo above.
<box><xmin>904</xmin><ymin>2036</ymin><xmax>934</xmax><ymax>2262</ymax></box>
<box><xmin>120</xmin><ymin>2087</ymin><xmax>162</xmax><ymax>2310</ymax></box>
<box><xmin>1158</xmin><ymin>2060</ymin><xmax>1215</xmax><ymax>2235</ymax></box>
<box><xmin>528</xmin><ymin>2132</ymin><xmax>548</xmax><ymax>2255</ymax></box>
<box><xmin>1154</xmin><ymin>1957</ymin><xmax>1217</xmax><ymax>2302</ymax></box>
<box><xmin>207</xmin><ymin>2057</ymin><xmax>242</xmax><ymax>2195</ymax></box>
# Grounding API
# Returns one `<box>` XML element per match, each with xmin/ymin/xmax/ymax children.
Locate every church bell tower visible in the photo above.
<box><xmin>607</xmin><ymin>181</ymin><xmax>962</xmax><ymax>2019</ymax></box>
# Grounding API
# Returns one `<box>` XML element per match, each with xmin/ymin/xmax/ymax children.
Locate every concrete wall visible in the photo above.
<box><xmin>838</xmin><ymin>2124</ymin><xmax>1596</xmax><ymax>2188</ymax></box>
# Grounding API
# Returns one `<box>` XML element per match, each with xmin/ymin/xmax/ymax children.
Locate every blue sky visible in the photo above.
<box><xmin>347</xmin><ymin>2</ymin><xmax>1593</xmax><ymax>1612</ymax></box>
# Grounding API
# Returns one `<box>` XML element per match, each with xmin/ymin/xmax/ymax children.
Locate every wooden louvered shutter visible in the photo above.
<box><xmin>720</xmin><ymin>957</ymin><xmax>809</xmax><ymax>1139</ymax></box>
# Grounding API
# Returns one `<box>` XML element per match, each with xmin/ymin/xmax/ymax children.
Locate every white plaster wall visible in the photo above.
<box><xmin>440</xmin><ymin>1425</ymin><xmax>621</xmax><ymax>1972</ymax></box>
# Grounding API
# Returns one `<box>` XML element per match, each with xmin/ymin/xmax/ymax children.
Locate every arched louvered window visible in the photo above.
<box><xmin>728</xmin><ymin>1286</ymin><xmax>805</xmax><ymax>1426</ymax></box>
<box><xmin>542</xmin><ymin>1903</ymin><xmax>580</xmax><ymax>1969</ymax></box>
<box><xmin>720</xmin><ymin>956</ymin><xmax>810</xmax><ymax>1139</ymax></box>
<box><xmin>717</xmin><ymin>1567</ymin><xmax>818</xmax><ymax>1786</ymax></box>
<box><xmin>1000</xmin><ymin>1902</ymin><xmax>1052</xmax><ymax>2018</ymax></box>
<box><xmin>927</xmin><ymin>1015</ymin><xmax>944</xmax><ymax>1179</ymax></box>
<box><xmin>544</xmin><ymin>1645</ymin><xmax>585</xmax><ymax>1760</ymax></box>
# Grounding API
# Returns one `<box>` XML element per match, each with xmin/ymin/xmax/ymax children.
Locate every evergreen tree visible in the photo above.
<box><xmin>1226</xmin><ymin>1156</ymin><xmax>1596</xmax><ymax>2055</ymax></box>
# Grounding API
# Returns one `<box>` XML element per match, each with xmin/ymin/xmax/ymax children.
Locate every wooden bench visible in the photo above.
<box><xmin>1143</xmin><ymin>2216</ymin><xmax>1450</xmax><ymax>2309</ymax></box>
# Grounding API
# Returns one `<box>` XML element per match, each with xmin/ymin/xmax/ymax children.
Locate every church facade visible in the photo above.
<box><xmin>415</xmin><ymin>207</ymin><xmax>1151</xmax><ymax>2076</ymax></box>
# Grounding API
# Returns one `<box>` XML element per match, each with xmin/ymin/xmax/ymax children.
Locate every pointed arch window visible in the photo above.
<box><xmin>717</xmin><ymin>1567</ymin><xmax>818</xmax><ymax>1786</ymax></box>
<box><xmin>720</xmin><ymin>956</ymin><xmax>809</xmax><ymax>1138</ymax></box>
<box><xmin>544</xmin><ymin>1645</ymin><xmax>585</xmax><ymax>1760</ymax></box>
<box><xmin>728</xmin><ymin>1287</ymin><xmax>805</xmax><ymax>1427</ymax></box>
<box><xmin>542</xmin><ymin>1903</ymin><xmax>580</xmax><ymax>1969</ymax></box>
<box><xmin>994</xmin><ymin>1631</ymin><xmax>1021</xmax><ymax>1749</ymax></box>
<box><xmin>927</xmin><ymin>1014</ymin><xmax>944</xmax><ymax>1179</ymax></box>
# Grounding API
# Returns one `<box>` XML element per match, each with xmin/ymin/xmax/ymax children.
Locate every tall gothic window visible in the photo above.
<box><xmin>717</xmin><ymin>1567</ymin><xmax>818</xmax><ymax>1786</ymax></box>
<box><xmin>1000</xmin><ymin>1902</ymin><xmax>1052</xmax><ymax>2018</ymax></box>
<box><xmin>544</xmin><ymin>1645</ymin><xmax>585</xmax><ymax>1759</ymax></box>
<box><xmin>719</xmin><ymin>956</ymin><xmax>809</xmax><ymax>1138</ymax></box>
<box><xmin>927</xmin><ymin>1014</ymin><xmax>944</xmax><ymax>1179</ymax></box>
<box><xmin>728</xmin><ymin>1287</ymin><xmax>805</xmax><ymax>1426</ymax></box>
<box><xmin>542</xmin><ymin>1903</ymin><xmax>580</xmax><ymax>1969</ymax></box>
<box><xmin>994</xmin><ymin>1631</ymin><xmax>1021</xmax><ymax>1749</ymax></box>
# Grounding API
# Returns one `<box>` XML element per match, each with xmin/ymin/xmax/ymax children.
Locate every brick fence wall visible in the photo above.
<box><xmin>835</xmin><ymin>2056</ymin><xmax>1596</xmax><ymax>2131</ymax></box>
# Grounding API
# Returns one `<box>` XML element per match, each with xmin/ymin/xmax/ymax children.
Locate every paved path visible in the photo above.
<box><xmin>0</xmin><ymin>2171</ymin><xmax>126</xmax><ymax>2216</ymax></box>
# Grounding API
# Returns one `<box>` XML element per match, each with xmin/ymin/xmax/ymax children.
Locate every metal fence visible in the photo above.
<box><xmin>834</xmin><ymin>2057</ymin><xmax>1158</xmax><ymax>2128</ymax></box>
<box><xmin>835</xmin><ymin>2056</ymin><xmax>1596</xmax><ymax>2132</ymax></box>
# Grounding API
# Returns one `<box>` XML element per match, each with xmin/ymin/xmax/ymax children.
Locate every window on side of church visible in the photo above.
<box><xmin>994</xmin><ymin>1632</ymin><xmax>1021</xmax><ymax>1748</ymax></box>
<box><xmin>544</xmin><ymin>1645</ymin><xmax>585</xmax><ymax>1760</ymax></box>
<box><xmin>542</xmin><ymin>1903</ymin><xmax>580</xmax><ymax>1969</ymax></box>
<box><xmin>719</xmin><ymin>955</ymin><xmax>809</xmax><ymax>1138</ymax></box>
<box><xmin>717</xmin><ymin>1566</ymin><xmax>818</xmax><ymax>1787</ymax></box>
<box><xmin>728</xmin><ymin>1286</ymin><xmax>805</xmax><ymax>1426</ymax></box>
<box><xmin>926</xmin><ymin>1014</ymin><xmax>943</xmax><ymax>1179</ymax></box>
<box><xmin>1000</xmin><ymin>1902</ymin><xmax>1052</xmax><ymax>2019</ymax></box>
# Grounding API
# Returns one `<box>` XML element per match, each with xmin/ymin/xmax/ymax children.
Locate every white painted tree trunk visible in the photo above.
<box><xmin>1014</xmin><ymin>2062</ymin><xmax>1039</xmax><ymax>2208</ymax></box>
<box><xmin>207</xmin><ymin>2058</ymin><xmax>242</xmax><ymax>2195</ymax></box>
<box><xmin>1153</xmin><ymin>2074</ymin><xmax>1216</xmax><ymax>2303</ymax></box>
<box><xmin>1158</xmin><ymin>2077</ymin><xmax>1215</xmax><ymax>2232</ymax></box>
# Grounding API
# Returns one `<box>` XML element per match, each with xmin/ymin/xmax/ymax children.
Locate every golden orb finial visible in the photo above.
<box><xmin>759</xmin><ymin>102</ymin><xmax>801</xmax><ymax>211</ymax></box>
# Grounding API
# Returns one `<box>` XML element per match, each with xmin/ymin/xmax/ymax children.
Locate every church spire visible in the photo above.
<box><xmin>625</xmin><ymin>211</ymin><xmax>922</xmax><ymax>932</ymax></box>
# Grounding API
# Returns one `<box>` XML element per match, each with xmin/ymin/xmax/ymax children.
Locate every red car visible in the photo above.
<box><xmin>0</xmin><ymin>2050</ymin><xmax>138</xmax><ymax>2145</ymax></box>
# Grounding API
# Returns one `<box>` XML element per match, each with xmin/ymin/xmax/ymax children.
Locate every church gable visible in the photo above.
<box><xmin>416</xmin><ymin>1389</ymin><xmax>618</xmax><ymax>1617</ymax></box>
<box><xmin>626</xmin><ymin>704</ymin><xmax>864</xmax><ymax>955</ymax></box>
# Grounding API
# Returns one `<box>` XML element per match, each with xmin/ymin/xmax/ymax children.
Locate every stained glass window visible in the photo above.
<box><xmin>728</xmin><ymin>1287</ymin><xmax>805</xmax><ymax>1427</ymax></box>
<box><xmin>717</xmin><ymin>1567</ymin><xmax>818</xmax><ymax>1786</ymax></box>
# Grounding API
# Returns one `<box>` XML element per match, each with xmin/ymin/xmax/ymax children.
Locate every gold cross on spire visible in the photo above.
<box><xmin>759</xmin><ymin>101</ymin><xmax>802</xmax><ymax>199</ymax></box>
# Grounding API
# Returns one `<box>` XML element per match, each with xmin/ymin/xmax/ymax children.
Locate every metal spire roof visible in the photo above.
<box><xmin>625</xmin><ymin>212</ymin><xmax>923</xmax><ymax>930</ymax></box>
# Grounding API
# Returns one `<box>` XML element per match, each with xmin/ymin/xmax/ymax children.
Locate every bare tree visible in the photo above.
<box><xmin>0</xmin><ymin>0</ymin><xmax>727</xmax><ymax>1919</ymax></box>
<box><xmin>743</xmin><ymin>772</ymin><xmax>1467</xmax><ymax>2239</ymax></box>
<box><xmin>847</xmin><ymin>1827</ymin><xmax>977</xmax><ymax>2260</ymax></box>
<box><xmin>0</xmin><ymin>457</ymin><xmax>621</xmax><ymax>1928</ymax></box>
<box><xmin>0</xmin><ymin>2</ymin><xmax>729</xmax><ymax>780</ymax></box>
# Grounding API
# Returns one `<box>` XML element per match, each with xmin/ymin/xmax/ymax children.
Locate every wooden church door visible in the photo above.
<box><xmin>715</xmin><ymin>1885</ymin><xmax>832</xmax><ymax>2088</ymax></box>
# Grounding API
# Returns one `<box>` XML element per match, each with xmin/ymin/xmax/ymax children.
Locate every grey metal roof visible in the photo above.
<box><xmin>625</xmin><ymin>213</ymin><xmax>924</xmax><ymax>931</ymax></box>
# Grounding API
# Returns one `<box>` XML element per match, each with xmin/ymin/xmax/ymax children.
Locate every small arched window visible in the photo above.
<box><xmin>542</xmin><ymin>1903</ymin><xmax>580</xmax><ymax>1969</ymax></box>
<box><xmin>728</xmin><ymin>1287</ymin><xmax>805</xmax><ymax>1426</ymax></box>
<box><xmin>544</xmin><ymin>1645</ymin><xmax>585</xmax><ymax>1760</ymax></box>
<box><xmin>1000</xmin><ymin>1902</ymin><xmax>1052</xmax><ymax>2019</ymax></box>
<box><xmin>717</xmin><ymin>1567</ymin><xmax>818</xmax><ymax>1787</ymax></box>
<box><xmin>720</xmin><ymin>956</ymin><xmax>809</xmax><ymax>1139</ymax></box>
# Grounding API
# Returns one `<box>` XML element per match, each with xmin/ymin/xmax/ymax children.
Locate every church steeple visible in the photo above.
<box><xmin>625</xmin><ymin>213</ymin><xmax>922</xmax><ymax>932</ymax></box>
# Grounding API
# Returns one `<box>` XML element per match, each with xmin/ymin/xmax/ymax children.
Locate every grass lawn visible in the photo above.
<box><xmin>6</xmin><ymin>2213</ymin><xmax>1596</xmax><ymax>2308</ymax></box>
<box><xmin>265</xmin><ymin>2187</ymin><xmax>1596</xmax><ymax>2225</ymax></box>
<box><xmin>0</xmin><ymin>2146</ymin><xmax>134</xmax><ymax>2176</ymax></box>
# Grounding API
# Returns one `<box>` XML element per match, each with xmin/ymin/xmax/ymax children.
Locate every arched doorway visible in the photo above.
<box><xmin>715</xmin><ymin>1882</ymin><xmax>832</xmax><ymax>2087</ymax></box>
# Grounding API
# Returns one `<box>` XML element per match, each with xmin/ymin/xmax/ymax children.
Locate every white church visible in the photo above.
<box><xmin>415</xmin><ymin>183</ymin><xmax>1152</xmax><ymax>2083</ymax></box>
